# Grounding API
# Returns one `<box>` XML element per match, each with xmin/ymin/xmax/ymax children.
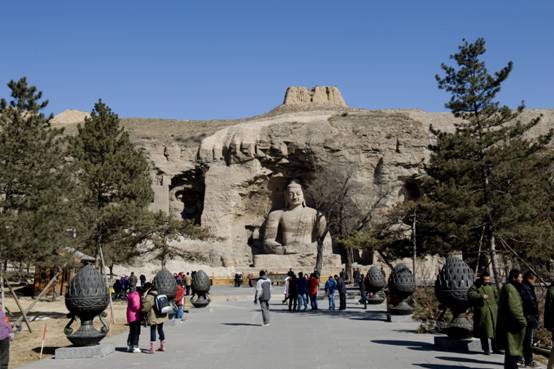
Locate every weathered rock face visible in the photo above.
<box><xmin>190</xmin><ymin>107</ymin><xmax>431</xmax><ymax>270</ymax></box>
<box><xmin>283</xmin><ymin>86</ymin><xmax>347</xmax><ymax>108</ymax></box>
<box><xmin>55</xmin><ymin>88</ymin><xmax>554</xmax><ymax>274</ymax></box>
<box><xmin>52</xmin><ymin>109</ymin><xmax>90</xmax><ymax>124</ymax></box>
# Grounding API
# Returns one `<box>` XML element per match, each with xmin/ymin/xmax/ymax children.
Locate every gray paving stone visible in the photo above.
<box><xmin>20</xmin><ymin>286</ymin><xmax>505</xmax><ymax>369</ymax></box>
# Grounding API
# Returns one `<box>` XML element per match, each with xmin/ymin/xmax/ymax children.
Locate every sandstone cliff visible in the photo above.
<box><xmin>55</xmin><ymin>87</ymin><xmax>554</xmax><ymax>276</ymax></box>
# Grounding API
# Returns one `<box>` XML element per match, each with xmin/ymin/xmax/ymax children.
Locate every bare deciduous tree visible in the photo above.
<box><xmin>305</xmin><ymin>165</ymin><xmax>391</xmax><ymax>280</ymax></box>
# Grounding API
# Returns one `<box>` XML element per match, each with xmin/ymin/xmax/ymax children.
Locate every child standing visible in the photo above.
<box><xmin>126</xmin><ymin>282</ymin><xmax>141</xmax><ymax>353</ymax></box>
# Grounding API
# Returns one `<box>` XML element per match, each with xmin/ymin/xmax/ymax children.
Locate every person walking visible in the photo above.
<box><xmin>184</xmin><ymin>272</ymin><xmax>192</xmax><ymax>295</ymax></box>
<box><xmin>353</xmin><ymin>268</ymin><xmax>361</xmax><ymax>287</ymax></box>
<box><xmin>254</xmin><ymin>270</ymin><xmax>272</xmax><ymax>326</ymax></box>
<box><xmin>337</xmin><ymin>273</ymin><xmax>347</xmax><ymax>310</ymax></box>
<box><xmin>282</xmin><ymin>272</ymin><xmax>290</xmax><ymax>304</ymax></box>
<box><xmin>141</xmin><ymin>282</ymin><xmax>167</xmax><ymax>354</ymax></box>
<box><xmin>129</xmin><ymin>272</ymin><xmax>138</xmax><ymax>289</ymax></box>
<box><xmin>296</xmin><ymin>272</ymin><xmax>308</xmax><ymax>311</ymax></box>
<box><xmin>520</xmin><ymin>271</ymin><xmax>539</xmax><ymax>367</ymax></box>
<box><xmin>468</xmin><ymin>271</ymin><xmax>499</xmax><ymax>355</ymax></box>
<box><xmin>308</xmin><ymin>273</ymin><xmax>319</xmax><ymax>311</ymax></box>
<box><xmin>544</xmin><ymin>282</ymin><xmax>554</xmax><ymax>369</ymax></box>
<box><xmin>120</xmin><ymin>275</ymin><xmax>128</xmax><ymax>299</ymax></box>
<box><xmin>139</xmin><ymin>274</ymin><xmax>146</xmax><ymax>287</ymax></box>
<box><xmin>288</xmin><ymin>272</ymin><xmax>298</xmax><ymax>312</ymax></box>
<box><xmin>497</xmin><ymin>269</ymin><xmax>527</xmax><ymax>369</ymax></box>
<box><xmin>359</xmin><ymin>273</ymin><xmax>367</xmax><ymax>309</ymax></box>
<box><xmin>325</xmin><ymin>275</ymin><xmax>337</xmax><ymax>310</ymax></box>
<box><xmin>174</xmin><ymin>283</ymin><xmax>185</xmax><ymax>321</ymax></box>
<box><xmin>0</xmin><ymin>307</ymin><xmax>12</xmax><ymax>369</ymax></box>
<box><xmin>126</xmin><ymin>281</ymin><xmax>142</xmax><ymax>353</ymax></box>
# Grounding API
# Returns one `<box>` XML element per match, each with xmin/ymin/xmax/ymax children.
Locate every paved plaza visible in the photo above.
<box><xmin>21</xmin><ymin>286</ymin><xmax>505</xmax><ymax>369</ymax></box>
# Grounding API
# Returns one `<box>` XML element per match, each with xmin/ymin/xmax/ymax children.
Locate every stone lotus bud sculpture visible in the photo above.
<box><xmin>153</xmin><ymin>268</ymin><xmax>177</xmax><ymax>301</ymax></box>
<box><xmin>64</xmin><ymin>264</ymin><xmax>110</xmax><ymax>346</ymax></box>
<box><xmin>191</xmin><ymin>270</ymin><xmax>211</xmax><ymax>308</ymax></box>
<box><xmin>387</xmin><ymin>263</ymin><xmax>416</xmax><ymax>315</ymax></box>
<box><xmin>366</xmin><ymin>266</ymin><xmax>386</xmax><ymax>304</ymax></box>
<box><xmin>435</xmin><ymin>254</ymin><xmax>474</xmax><ymax>339</ymax></box>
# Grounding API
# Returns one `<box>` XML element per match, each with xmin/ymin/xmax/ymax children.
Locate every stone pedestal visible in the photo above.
<box><xmin>55</xmin><ymin>343</ymin><xmax>114</xmax><ymax>359</ymax></box>
<box><xmin>253</xmin><ymin>254</ymin><xmax>342</xmax><ymax>274</ymax></box>
<box><xmin>434</xmin><ymin>336</ymin><xmax>481</xmax><ymax>353</ymax></box>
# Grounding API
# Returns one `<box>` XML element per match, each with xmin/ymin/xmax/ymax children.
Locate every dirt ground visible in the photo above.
<box><xmin>4</xmin><ymin>296</ymin><xmax>130</xmax><ymax>369</ymax></box>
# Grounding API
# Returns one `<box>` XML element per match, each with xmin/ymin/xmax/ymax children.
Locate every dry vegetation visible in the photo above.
<box><xmin>5</xmin><ymin>297</ymin><xmax>128</xmax><ymax>369</ymax></box>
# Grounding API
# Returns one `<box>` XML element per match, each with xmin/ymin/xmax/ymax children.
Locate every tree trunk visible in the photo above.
<box><xmin>489</xmin><ymin>234</ymin><xmax>500</xmax><ymax>288</ymax></box>
<box><xmin>412</xmin><ymin>210</ymin><xmax>417</xmax><ymax>286</ymax></box>
<box><xmin>345</xmin><ymin>247</ymin><xmax>353</xmax><ymax>282</ymax></box>
<box><xmin>98</xmin><ymin>245</ymin><xmax>116</xmax><ymax>324</ymax></box>
<box><xmin>315</xmin><ymin>237</ymin><xmax>325</xmax><ymax>275</ymax></box>
<box><xmin>0</xmin><ymin>267</ymin><xmax>4</xmax><ymax>315</ymax></box>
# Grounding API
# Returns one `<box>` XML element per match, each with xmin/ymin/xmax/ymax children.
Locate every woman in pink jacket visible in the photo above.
<box><xmin>126</xmin><ymin>281</ymin><xmax>142</xmax><ymax>353</ymax></box>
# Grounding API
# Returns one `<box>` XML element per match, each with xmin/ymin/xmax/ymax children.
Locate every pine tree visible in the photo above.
<box><xmin>69</xmin><ymin>100</ymin><xmax>153</xmax><ymax>266</ymax></box>
<box><xmin>417</xmin><ymin>39</ymin><xmax>554</xmax><ymax>275</ymax></box>
<box><xmin>0</xmin><ymin>78</ymin><xmax>73</xmax><ymax>267</ymax></box>
<box><xmin>141</xmin><ymin>211</ymin><xmax>209</xmax><ymax>268</ymax></box>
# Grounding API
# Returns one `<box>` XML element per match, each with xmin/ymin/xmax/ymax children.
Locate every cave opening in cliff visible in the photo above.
<box><xmin>170</xmin><ymin>167</ymin><xmax>206</xmax><ymax>225</ymax></box>
<box><xmin>403</xmin><ymin>177</ymin><xmax>421</xmax><ymax>201</ymax></box>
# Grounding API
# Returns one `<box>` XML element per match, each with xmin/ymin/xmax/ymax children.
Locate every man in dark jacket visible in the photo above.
<box><xmin>545</xmin><ymin>283</ymin><xmax>554</xmax><ymax>369</ymax></box>
<box><xmin>359</xmin><ymin>273</ymin><xmax>367</xmax><ymax>309</ymax></box>
<box><xmin>520</xmin><ymin>271</ymin><xmax>539</xmax><ymax>367</ymax></box>
<box><xmin>337</xmin><ymin>273</ymin><xmax>347</xmax><ymax>310</ymax></box>
<box><xmin>296</xmin><ymin>272</ymin><xmax>308</xmax><ymax>311</ymax></box>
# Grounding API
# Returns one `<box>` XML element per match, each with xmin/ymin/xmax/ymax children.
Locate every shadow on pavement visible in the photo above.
<box><xmin>393</xmin><ymin>328</ymin><xmax>418</xmax><ymax>333</ymax></box>
<box><xmin>32</xmin><ymin>346</ymin><xmax>59</xmax><ymax>355</ymax></box>
<box><xmin>435</xmin><ymin>356</ymin><xmax>501</xmax><ymax>365</ymax></box>
<box><xmin>14</xmin><ymin>311</ymin><xmax>68</xmax><ymax>320</ymax></box>
<box><xmin>115</xmin><ymin>347</ymin><xmax>131</xmax><ymax>353</ymax></box>
<box><xmin>371</xmin><ymin>339</ymin><xmax>435</xmax><ymax>351</ymax></box>
<box><xmin>413</xmin><ymin>364</ymin><xmax>467</xmax><ymax>369</ymax></box>
<box><xmin>222</xmin><ymin>322</ymin><xmax>260</xmax><ymax>327</ymax></box>
<box><xmin>270</xmin><ymin>307</ymin><xmax>387</xmax><ymax>321</ymax></box>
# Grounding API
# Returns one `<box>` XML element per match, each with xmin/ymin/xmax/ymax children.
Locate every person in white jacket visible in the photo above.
<box><xmin>282</xmin><ymin>274</ymin><xmax>290</xmax><ymax>304</ymax></box>
<box><xmin>254</xmin><ymin>270</ymin><xmax>272</xmax><ymax>326</ymax></box>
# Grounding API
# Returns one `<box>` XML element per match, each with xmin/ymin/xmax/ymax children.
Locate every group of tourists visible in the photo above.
<box><xmin>254</xmin><ymin>269</ymin><xmax>353</xmax><ymax>326</ymax></box>
<box><xmin>281</xmin><ymin>271</ymin><xmax>322</xmax><ymax>311</ymax></box>
<box><xmin>173</xmin><ymin>271</ymin><xmax>193</xmax><ymax>296</ymax></box>
<box><xmin>469</xmin><ymin>269</ymin><xmax>554</xmax><ymax>369</ymax></box>
<box><xmin>124</xmin><ymin>270</ymin><xmax>196</xmax><ymax>354</ymax></box>
<box><xmin>267</xmin><ymin>268</ymin><xmax>379</xmax><ymax>317</ymax></box>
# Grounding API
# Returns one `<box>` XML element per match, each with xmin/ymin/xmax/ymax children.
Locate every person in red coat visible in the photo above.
<box><xmin>126</xmin><ymin>282</ymin><xmax>142</xmax><ymax>353</ymax></box>
<box><xmin>308</xmin><ymin>273</ymin><xmax>319</xmax><ymax>310</ymax></box>
<box><xmin>174</xmin><ymin>284</ymin><xmax>185</xmax><ymax>321</ymax></box>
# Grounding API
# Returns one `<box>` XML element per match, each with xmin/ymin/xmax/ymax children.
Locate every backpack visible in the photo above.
<box><xmin>154</xmin><ymin>294</ymin><xmax>172</xmax><ymax>314</ymax></box>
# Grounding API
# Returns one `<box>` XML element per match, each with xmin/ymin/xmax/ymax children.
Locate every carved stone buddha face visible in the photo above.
<box><xmin>286</xmin><ymin>183</ymin><xmax>305</xmax><ymax>209</ymax></box>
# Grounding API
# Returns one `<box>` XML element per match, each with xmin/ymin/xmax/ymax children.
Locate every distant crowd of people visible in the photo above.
<box><xmin>254</xmin><ymin>269</ymin><xmax>364</xmax><ymax>326</ymax></box>
<box><xmin>113</xmin><ymin>271</ymin><xmax>195</xmax><ymax>300</ymax></box>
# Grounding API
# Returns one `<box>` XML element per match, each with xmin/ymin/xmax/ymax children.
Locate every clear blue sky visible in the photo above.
<box><xmin>1</xmin><ymin>1</ymin><xmax>552</xmax><ymax>120</ymax></box>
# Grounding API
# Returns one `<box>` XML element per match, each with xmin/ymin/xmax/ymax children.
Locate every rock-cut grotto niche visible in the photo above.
<box><xmin>169</xmin><ymin>167</ymin><xmax>206</xmax><ymax>224</ymax></box>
